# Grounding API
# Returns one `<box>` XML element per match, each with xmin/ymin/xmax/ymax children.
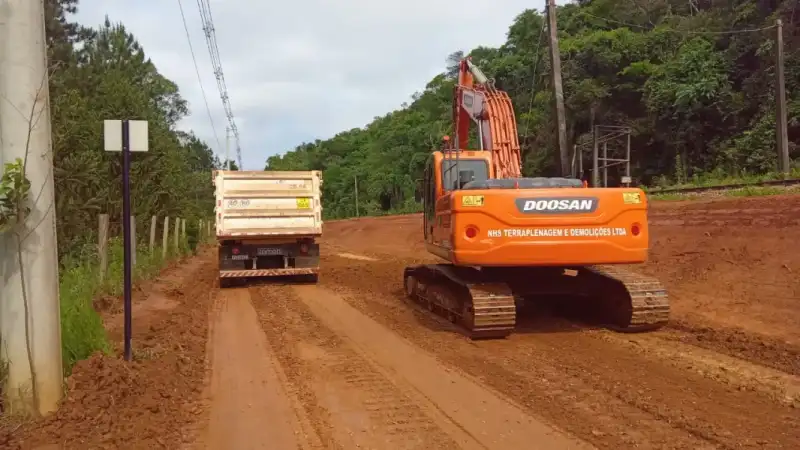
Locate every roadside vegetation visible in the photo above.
<box><xmin>0</xmin><ymin>0</ymin><xmax>222</xmax><ymax>401</ymax></box>
<box><xmin>59</xmin><ymin>231</ymin><xmax>207</xmax><ymax>370</ymax></box>
<box><xmin>649</xmin><ymin>185</ymin><xmax>796</xmax><ymax>201</ymax></box>
<box><xmin>645</xmin><ymin>167</ymin><xmax>800</xmax><ymax>191</ymax></box>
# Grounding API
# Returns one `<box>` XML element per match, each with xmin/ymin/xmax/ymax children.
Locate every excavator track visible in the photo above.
<box><xmin>403</xmin><ymin>263</ymin><xmax>669</xmax><ymax>339</ymax></box>
<box><xmin>403</xmin><ymin>264</ymin><xmax>516</xmax><ymax>339</ymax></box>
<box><xmin>585</xmin><ymin>265</ymin><xmax>670</xmax><ymax>332</ymax></box>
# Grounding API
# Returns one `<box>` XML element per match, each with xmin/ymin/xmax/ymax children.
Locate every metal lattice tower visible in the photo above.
<box><xmin>196</xmin><ymin>0</ymin><xmax>242</xmax><ymax>169</ymax></box>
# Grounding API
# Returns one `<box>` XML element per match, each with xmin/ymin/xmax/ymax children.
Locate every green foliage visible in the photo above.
<box><xmin>0</xmin><ymin>159</ymin><xmax>31</xmax><ymax>234</ymax></box>
<box><xmin>222</xmin><ymin>159</ymin><xmax>239</xmax><ymax>170</ymax></box>
<box><xmin>49</xmin><ymin>11</ymin><xmax>222</xmax><ymax>260</ymax></box>
<box><xmin>267</xmin><ymin>0</ymin><xmax>800</xmax><ymax>218</ymax></box>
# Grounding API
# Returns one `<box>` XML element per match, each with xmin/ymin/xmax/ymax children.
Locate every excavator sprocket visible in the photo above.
<box><xmin>403</xmin><ymin>264</ymin><xmax>516</xmax><ymax>339</ymax></box>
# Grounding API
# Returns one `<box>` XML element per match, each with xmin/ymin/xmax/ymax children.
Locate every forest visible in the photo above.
<box><xmin>42</xmin><ymin>0</ymin><xmax>222</xmax><ymax>262</ymax></box>
<box><xmin>266</xmin><ymin>0</ymin><xmax>800</xmax><ymax>219</ymax></box>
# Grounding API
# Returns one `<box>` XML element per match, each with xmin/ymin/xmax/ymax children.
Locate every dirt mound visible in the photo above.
<box><xmin>0</xmin><ymin>250</ymin><xmax>215</xmax><ymax>449</ymax></box>
<box><xmin>642</xmin><ymin>195</ymin><xmax>800</xmax><ymax>349</ymax></box>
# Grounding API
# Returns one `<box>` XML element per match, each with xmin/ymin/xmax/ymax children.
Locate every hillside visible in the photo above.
<box><xmin>265</xmin><ymin>0</ymin><xmax>800</xmax><ymax>219</ymax></box>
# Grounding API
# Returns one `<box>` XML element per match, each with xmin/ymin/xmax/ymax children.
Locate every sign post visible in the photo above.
<box><xmin>104</xmin><ymin>119</ymin><xmax>148</xmax><ymax>361</ymax></box>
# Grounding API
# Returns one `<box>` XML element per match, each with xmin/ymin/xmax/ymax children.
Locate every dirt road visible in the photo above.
<box><xmin>4</xmin><ymin>194</ymin><xmax>799</xmax><ymax>449</ymax></box>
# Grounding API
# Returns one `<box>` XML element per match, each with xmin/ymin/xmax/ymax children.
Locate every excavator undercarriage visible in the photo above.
<box><xmin>403</xmin><ymin>263</ymin><xmax>670</xmax><ymax>339</ymax></box>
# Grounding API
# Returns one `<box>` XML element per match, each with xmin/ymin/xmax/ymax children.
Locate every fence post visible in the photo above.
<box><xmin>98</xmin><ymin>213</ymin><xmax>109</xmax><ymax>281</ymax></box>
<box><xmin>162</xmin><ymin>216</ymin><xmax>169</xmax><ymax>259</ymax></box>
<box><xmin>173</xmin><ymin>217</ymin><xmax>180</xmax><ymax>252</ymax></box>
<box><xmin>149</xmin><ymin>215</ymin><xmax>157</xmax><ymax>252</ymax></box>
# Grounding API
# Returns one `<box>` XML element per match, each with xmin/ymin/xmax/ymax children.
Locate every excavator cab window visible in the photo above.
<box><xmin>458</xmin><ymin>170</ymin><xmax>474</xmax><ymax>189</ymax></box>
<box><xmin>442</xmin><ymin>160</ymin><xmax>488</xmax><ymax>192</ymax></box>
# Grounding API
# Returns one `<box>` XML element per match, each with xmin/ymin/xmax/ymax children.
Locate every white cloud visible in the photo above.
<box><xmin>74</xmin><ymin>0</ymin><xmax>545</xmax><ymax>169</ymax></box>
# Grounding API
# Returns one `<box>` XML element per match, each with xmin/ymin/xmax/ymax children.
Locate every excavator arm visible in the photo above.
<box><xmin>451</xmin><ymin>57</ymin><xmax>523</xmax><ymax>179</ymax></box>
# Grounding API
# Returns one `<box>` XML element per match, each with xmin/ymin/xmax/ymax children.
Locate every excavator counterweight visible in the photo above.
<box><xmin>403</xmin><ymin>57</ymin><xmax>669</xmax><ymax>339</ymax></box>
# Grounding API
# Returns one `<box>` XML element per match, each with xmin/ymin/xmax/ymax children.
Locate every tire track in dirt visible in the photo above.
<box><xmin>320</xmin><ymin>255</ymin><xmax>800</xmax><ymax>449</ymax></box>
<box><xmin>250</xmin><ymin>283</ymin><xmax>592</xmax><ymax>450</ymax></box>
<box><xmin>250</xmin><ymin>283</ymin><xmax>465</xmax><ymax>449</ymax></box>
<box><xmin>196</xmin><ymin>287</ymin><xmax>305</xmax><ymax>449</ymax></box>
<box><xmin>592</xmin><ymin>329</ymin><xmax>800</xmax><ymax>407</ymax></box>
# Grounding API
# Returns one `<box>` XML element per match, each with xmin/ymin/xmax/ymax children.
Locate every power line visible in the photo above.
<box><xmin>195</xmin><ymin>0</ymin><xmax>242</xmax><ymax>169</ymax></box>
<box><xmin>176</xmin><ymin>0</ymin><xmax>223</xmax><ymax>157</ymax></box>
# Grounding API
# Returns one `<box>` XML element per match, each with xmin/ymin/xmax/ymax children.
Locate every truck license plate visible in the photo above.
<box><xmin>257</xmin><ymin>247</ymin><xmax>284</xmax><ymax>256</ymax></box>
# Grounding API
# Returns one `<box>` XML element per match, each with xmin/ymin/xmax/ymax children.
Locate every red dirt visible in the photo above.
<box><xmin>2</xmin><ymin>194</ymin><xmax>799</xmax><ymax>450</ymax></box>
<box><xmin>643</xmin><ymin>195</ymin><xmax>800</xmax><ymax>374</ymax></box>
<box><xmin>0</xmin><ymin>249</ymin><xmax>216</xmax><ymax>450</ymax></box>
<box><xmin>314</xmin><ymin>194</ymin><xmax>800</xmax><ymax>448</ymax></box>
<box><xmin>324</xmin><ymin>195</ymin><xmax>800</xmax><ymax>354</ymax></box>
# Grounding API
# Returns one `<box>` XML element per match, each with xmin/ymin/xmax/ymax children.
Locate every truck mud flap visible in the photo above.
<box><xmin>219</xmin><ymin>268</ymin><xmax>319</xmax><ymax>278</ymax></box>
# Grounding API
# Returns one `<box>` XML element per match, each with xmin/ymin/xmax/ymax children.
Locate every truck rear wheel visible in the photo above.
<box><xmin>219</xmin><ymin>277</ymin><xmax>232</xmax><ymax>289</ymax></box>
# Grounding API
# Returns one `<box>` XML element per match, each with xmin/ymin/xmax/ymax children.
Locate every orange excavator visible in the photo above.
<box><xmin>403</xmin><ymin>57</ymin><xmax>669</xmax><ymax>338</ymax></box>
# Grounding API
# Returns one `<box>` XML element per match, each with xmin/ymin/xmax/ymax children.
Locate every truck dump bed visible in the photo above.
<box><xmin>214</xmin><ymin>170</ymin><xmax>323</xmax><ymax>238</ymax></box>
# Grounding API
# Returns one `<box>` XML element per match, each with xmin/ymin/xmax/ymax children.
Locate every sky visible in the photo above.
<box><xmin>74</xmin><ymin>0</ymin><xmax>546</xmax><ymax>169</ymax></box>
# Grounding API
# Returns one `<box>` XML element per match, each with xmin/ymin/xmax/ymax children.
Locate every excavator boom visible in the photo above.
<box><xmin>452</xmin><ymin>58</ymin><xmax>523</xmax><ymax>179</ymax></box>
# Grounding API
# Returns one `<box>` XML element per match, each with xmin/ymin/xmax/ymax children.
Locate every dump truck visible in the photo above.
<box><xmin>213</xmin><ymin>169</ymin><xmax>323</xmax><ymax>287</ymax></box>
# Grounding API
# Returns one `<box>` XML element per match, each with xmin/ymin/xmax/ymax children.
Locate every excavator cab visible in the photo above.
<box><xmin>422</xmin><ymin>150</ymin><xmax>491</xmax><ymax>245</ymax></box>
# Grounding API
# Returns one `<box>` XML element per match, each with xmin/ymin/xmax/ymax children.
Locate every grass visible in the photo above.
<box><xmin>645</xmin><ymin>167</ymin><xmax>800</xmax><ymax>192</ymax></box>
<box><xmin>59</xmin><ymin>232</ymin><xmax>201</xmax><ymax>373</ymax></box>
<box><xmin>649</xmin><ymin>185</ymin><xmax>794</xmax><ymax>201</ymax></box>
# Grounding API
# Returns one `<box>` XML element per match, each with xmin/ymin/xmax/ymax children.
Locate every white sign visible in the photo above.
<box><xmin>104</xmin><ymin>120</ymin><xmax>149</xmax><ymax>152</ymax></box>
<box><xmin>487</xmin><ymin>227</ymin><xmax>628</xmax><ymax>238</ymax></box>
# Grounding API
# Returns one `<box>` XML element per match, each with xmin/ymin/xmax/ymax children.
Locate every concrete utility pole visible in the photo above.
<box><xmin>546</xmin><ymin>0</ymin><xmax>570</xmax><ymax>177</ymax></box>
<box><xmin>0</xmin><ymin>0</ymin><xmax>64</xmax><ymax>415</ymax></box>
<box><xmin>775</xmin><ymin>19</ymin><xmax>790</xmax><ymax>174</ymax></box>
